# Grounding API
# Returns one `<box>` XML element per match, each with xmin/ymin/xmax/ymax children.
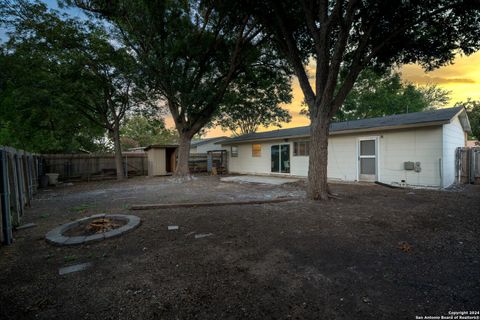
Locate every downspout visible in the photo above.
<box><xmin>439</xmin><ymin>158</ymin><xmax>443</xmax><ymax>188</ymax></box>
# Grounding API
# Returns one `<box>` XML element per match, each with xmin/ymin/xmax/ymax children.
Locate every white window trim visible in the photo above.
<box><xmin>293</xmin><ymin>140</ymin><xmax>310</xmax><ymax>157</ymax></box>
<box><xmin>231</xmin><ymin>146</ymin><xmax>238</xmax><ymax>157</ymax></box>
<box><xmin>270</xmin><ymin>143</ymin><xmax>292</xmax><ymax>175</ymax></box>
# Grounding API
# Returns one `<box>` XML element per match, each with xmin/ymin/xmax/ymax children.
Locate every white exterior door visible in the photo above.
<box><xmin>358</xmin><ymin>138</ymin><xmax>378</xmax><ymax>181</ymax></box>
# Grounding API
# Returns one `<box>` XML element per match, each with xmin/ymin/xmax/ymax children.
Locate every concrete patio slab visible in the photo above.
<box><xmin>220</xmin><ymin>175</ymin><xmax>299</xmax><ymax>185</ymax></box>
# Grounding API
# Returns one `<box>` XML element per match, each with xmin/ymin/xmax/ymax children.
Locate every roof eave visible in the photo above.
<box><xmin>453</xmin><ymin>107</ymin><xmax>472</xmax><ymax>133</ymax></box>
<box><xmin>220</xmin><ymin>121</ymin><xmax>448</xmax><ymax>145</ymax></box>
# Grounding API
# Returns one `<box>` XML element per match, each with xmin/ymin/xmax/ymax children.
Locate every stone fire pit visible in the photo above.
<box><xmin>46</xmin><ymin>214</ymin><xmax>141</xmax><ymax>246</ymax></box>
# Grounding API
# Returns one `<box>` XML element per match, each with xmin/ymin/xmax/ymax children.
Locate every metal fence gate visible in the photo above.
<box><xmin>0</xmin><ymin>146</ymin><xmax>40</xmax><ymax>245</ymax></box>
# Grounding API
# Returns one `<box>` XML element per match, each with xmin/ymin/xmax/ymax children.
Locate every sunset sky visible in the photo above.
<box><xmin>200</xmin><ymin>52</ymin><xmax>480</xmax><ymax>138</ymax></box>
<box><xmin>31</xmin><ymin>1</ymin><xmax>480</xmax><ymax>139</ymax></box>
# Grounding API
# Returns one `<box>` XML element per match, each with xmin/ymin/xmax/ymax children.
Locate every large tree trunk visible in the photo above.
<box><xmin>111</xmin><ymin>121</ymin><xmax>124</xmax><ymax>181</ymax></box>
<box><xmin>174</xmin><ymin>132</ymin><xmax>192</xmax><ymax>177</ymax></box>
<box><xmin>307</xmin><ymin>116</ymin><xmax>330</xmax><ymax>200</ymax></box>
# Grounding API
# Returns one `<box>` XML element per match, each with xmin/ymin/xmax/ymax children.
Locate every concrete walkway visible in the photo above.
<box><xmin>220</xmin><ymin>175</ymin><xmax>299</xmax><ymax>185</ymax></box>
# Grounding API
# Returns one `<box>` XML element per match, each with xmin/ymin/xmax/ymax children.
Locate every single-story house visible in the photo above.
<box><xmin>190</xmin><ymin>136</ymin><xmax>228</xmax><ymax>154</ymax></box>
<box><xmin>144</xmin><ymin>144</ymin><xmax>178</xmax><ymax>176</ymax></box>
<box><xmin>220</xmin><ymin>107</ymin><xmax>471</xmax><ymax>188</ymax></box>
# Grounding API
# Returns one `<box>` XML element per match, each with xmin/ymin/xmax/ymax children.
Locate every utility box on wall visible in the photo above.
<box><xmin>404</xmin><ymin>161</ymin><xmax>421</xmax><ymax>172</ymax></box>
<box><xmin>404</xmin><ymin>161</ymin><xmax>415</xmax><ymax>170</ymax></box>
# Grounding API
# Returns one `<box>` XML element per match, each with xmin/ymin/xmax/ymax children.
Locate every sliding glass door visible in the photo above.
<box><xmin>271</xmin><ymin>144</ymin><xmax>290</xmax><ymax>173</ymax></box>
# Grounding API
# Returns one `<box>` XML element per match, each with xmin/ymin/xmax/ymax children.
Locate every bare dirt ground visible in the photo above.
<box><xmin>0</xmin><ymin>175</ymin><xmax>479</xmax><ymax>320</ymax></box>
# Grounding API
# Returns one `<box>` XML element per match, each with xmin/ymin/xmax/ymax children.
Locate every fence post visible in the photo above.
<box><xmin>124</xmin><ymin>153</ymin><xmax>128</xmax><ymax>178</ymax></box>
<box><xmin>27</xmin><ymin>155</ymin><xmax>33</xmax><ymax>202</ymax></box>
<box><xmin>0</xmin><ymin>149</ymin><xmax>13</xmax><ymax>245</ymax></box>
<box><xmin>14</xmin><ymin>154</ymin><xmax>24</xmax><ymax>219</ymax></box>
<box><xmin>469</xmin><ymin>149</ymin><xmax>475</xmax><ymax>184</ymax></box>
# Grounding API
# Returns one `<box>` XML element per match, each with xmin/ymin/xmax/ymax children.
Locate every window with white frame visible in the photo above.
<box><xmin>293</xmin><ymin>141</ymin><xmax>310</xmax><ymax>156</ymax></box>
<box><xmin>231</xmin><ymin>146</ymin><xmax>238</xmax><ymax>157</ymax></box>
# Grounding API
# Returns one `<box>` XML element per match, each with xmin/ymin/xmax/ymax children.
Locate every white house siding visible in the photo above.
<box><xmin>228</xmin><ymin>142</ymin><xmax>275</xmax><ymax>174</ymax></box>
<box><xmin>378</xmin><ymin>127</ymin><xmax>443</xmax><ymax>187</ymax></box>
<box><xmin>226</xmin><ymin>125</ymin><xmax>446</xmax><ymax>187</ymax></box>
<box><xmin>442</xmin><ymin>116</ymin><xmax>466</xmax><ymax>187</ymax></box>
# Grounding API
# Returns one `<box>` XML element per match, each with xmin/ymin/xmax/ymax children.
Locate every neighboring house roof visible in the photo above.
<box><xmin>467</xmin><ymin>140</ymin><xmax>479</xmax><ymax>147</ymax></box>
<box><xmin>221</xmin><ymin>107</ymin><xmax>470</xmax><ymax>145</ymax></box>
<box><xmin>144</xmin><ymin>144</ymin><xmax>179</xmax><ymax>151</ymax></box>
<box><xmin>191</xmin><ymin>136</ymin><xmax>228</xmax><ymax>147</ymax></box>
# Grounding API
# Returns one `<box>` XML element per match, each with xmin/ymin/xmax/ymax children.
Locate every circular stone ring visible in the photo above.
<box><xmin>46</xmin><ymin>214</ymin><xmax>141</xmax><ymax>246</ymax></box>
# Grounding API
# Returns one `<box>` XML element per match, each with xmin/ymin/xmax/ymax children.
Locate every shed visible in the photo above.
<box><xmin>144</xmin><ymin>144</ymin><xmax>178</xmax><ymax>176</ymax></box>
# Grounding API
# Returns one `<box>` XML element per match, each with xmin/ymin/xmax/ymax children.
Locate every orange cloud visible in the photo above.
<box><xmin>404</xmin><ymin>76</ymin><xmax>475</xmax><ymax>84</ymax></box>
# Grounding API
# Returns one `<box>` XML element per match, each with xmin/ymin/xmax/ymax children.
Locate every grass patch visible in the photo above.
<box><xmin>70</xmin><ymin>204</ymin><xmax>95</xmax><ymax>213</ymax></box>
<box><xmin>63</xmin><ymin>255</ymin><xmax>77</xmax><ymax>263</ymax></box>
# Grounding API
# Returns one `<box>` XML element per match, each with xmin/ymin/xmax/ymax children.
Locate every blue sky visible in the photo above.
<box><xmin>1</xmin><ymin>0</ymin><xmax>88</xmax><ymax>41</ymax></box>
<box><xmin>43</xmin><ymin>0</ymin><xmax>87</xmax><ymax>18</ymax></box>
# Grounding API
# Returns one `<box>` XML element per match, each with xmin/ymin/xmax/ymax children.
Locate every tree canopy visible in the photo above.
<box><xmin>71</xmin><ymin>0</ymin><xmax>293</xmax><ymax>176</ymax></box>
<box><xmin>216</xmin><ymin>59</ymin><xmax>293</xmax><ymax>136</ymax></box>
<box><xmin>334</xmin><ymin>68</ymin><xmax>450</xmax><ymax>121</ymax></box>
<box><xmin>1</xmin><ymin>1</ymin><xmax>159</xmax><ymax>179</ymax></box>
<box><xmin>0</xmin><ymin>2</ymin><xmax>105</xmax><ymax>153</ymax></box>
<box><xmin>120</xmin><ymin>115</ymin><xmax>178</xmax><ymax>149</ymax></box>
<box><xmin>455</xmin><ymin>99</ymin><xmax>480</xmax><ymax>140</ymax></box>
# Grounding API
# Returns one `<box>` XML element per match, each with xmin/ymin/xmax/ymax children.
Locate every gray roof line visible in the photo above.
<box><xmin>221</xmin><ymin>107</ymin><xmax>465</xmax><ymax>144</ymax></box>
<box><xmin>191</xmin><ymin>136</ymin><xmax>228</xmax><ymax>147</ymax></box>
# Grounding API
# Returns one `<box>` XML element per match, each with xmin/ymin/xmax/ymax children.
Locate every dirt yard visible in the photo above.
<box><xmin>0</xmin><ymin>175</ymin><xmax>479</xmax><ymax>320</ymax></box>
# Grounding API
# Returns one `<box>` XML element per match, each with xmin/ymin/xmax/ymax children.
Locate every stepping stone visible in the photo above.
<box><xmin>195</xmin><ymin>233</ymin><xmax>213</xmax><ymax>239</ymax></box>
<box><xmin>59</xmin><ymin>262</ymin><xmax>92</xmax><ymax>275</ymax></box>
<box><xmin>168</xmin><ymin>225</ymin><xmax>179</xmax><ymax>231</ymax></box>
<box><xmin>16</xmin><ymin>223</ymin><xmax>37</xmax><ymax>230</ymax></box>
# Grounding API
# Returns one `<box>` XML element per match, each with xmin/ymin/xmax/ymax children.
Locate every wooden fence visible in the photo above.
<box><xmin>42</xmin><ymin>153</ymin><xmax>148</xmax><ymax>182</ymax></box>
<box><xmin>456</xmin><ymin>147</ymin><xmax>480</xmax><ymax>184</ymax></box>
<box><xmin>189</xmin><ymin>151</ymin><xmax>228</xmax><ymax>174</ymax></box>
<box><xmin>0</xmin><ymin>146</ymin><xmax>41</xmax><ymax>245</ymax></box>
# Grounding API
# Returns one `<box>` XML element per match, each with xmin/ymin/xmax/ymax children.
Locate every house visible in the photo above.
<box><xmin>220</xmin><ymin>107</ymin><xmax>471</xmax><ymax>188</ymax></box>
<box><xmin>190</xmin><ymin>136</ymin><xmax>228</xmax><ymax>154</ymax></box>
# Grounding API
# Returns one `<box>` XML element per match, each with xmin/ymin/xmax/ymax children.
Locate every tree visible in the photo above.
<box><xmin>241</xmin><ymin>0</ymin><xmax>480</xmax><ymax>199</ymax></box>
<box><xmin>0</xmin><ymin>15</ymin><xmax>104</xmax><ymax>153</ymax></box>
<box><xmin>71</xmin><ymin>0</ymin><xmax>292</xmax><ymax>177</ymax></box>
<box><xmin>2</xmin><ymin>1</ymin><xmax>155</xmax><ymax>179</ymax></box>
<box><xmin>120</xmin><ymin>115</ymin><xmax>178</xmax><ymax>149</ymax></box>
<box><xmin>455</xmin><ymin>99</ymin><xmax>480</xmax><ymax>140</ymax></box>
<box><xmin>217</xmin><ymin>59</ymin><xmax>293</xmax><ymax>135</ymax></box>
<box><xmin>334</xmin><ymin>68</ymin><xmax>450</xmax><ymax>121</ymax></box>
<box><xmin>67</xmin><ymin>28</ymin><xmax>155</xmax><ymax>180</ymax></box>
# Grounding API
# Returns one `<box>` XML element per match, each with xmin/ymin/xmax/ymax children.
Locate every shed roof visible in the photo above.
<box><xmin>144</xmin><ymin>144</ymin><xmax>179</xmax><ymax>151</ymax></box>
<box><xmin>221</xmin><ymin>107</ymin><xmax>468</xmax><ymax>145</ymax></box>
